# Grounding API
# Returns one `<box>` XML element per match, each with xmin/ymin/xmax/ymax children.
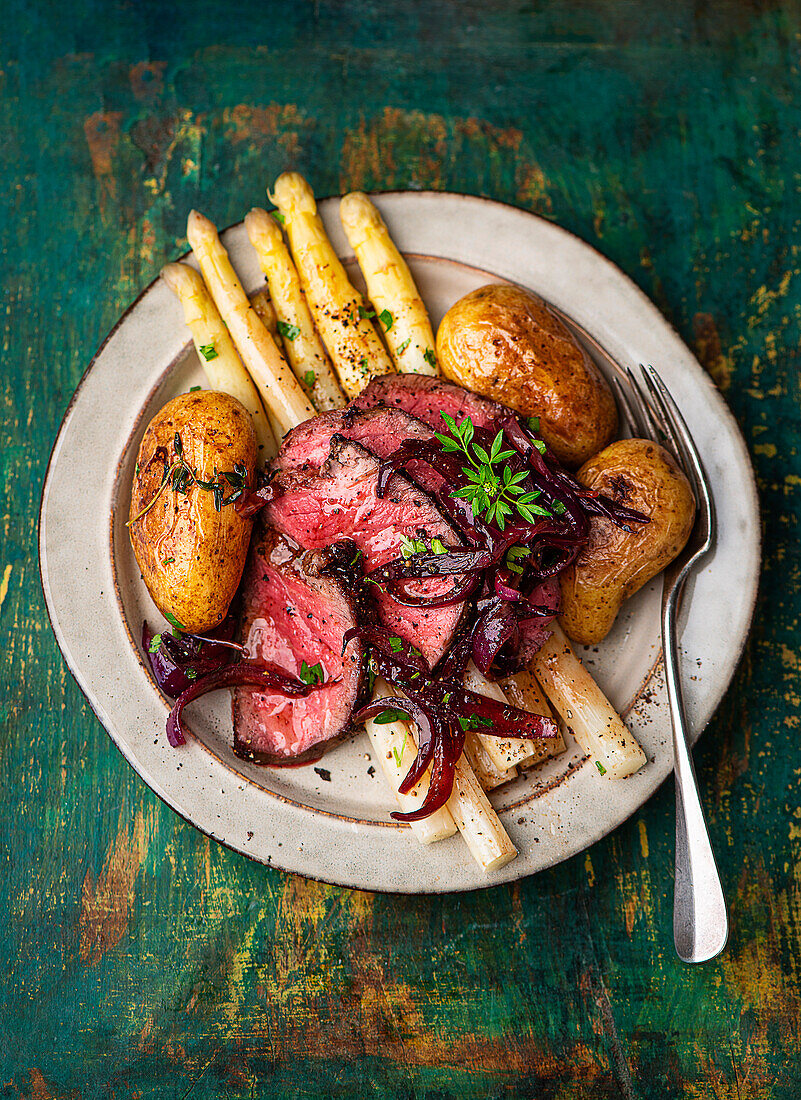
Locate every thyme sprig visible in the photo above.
<box><xmin>127</xmin><ymin>432</ymin><xmax>249</xmax><ymax>527</ymax></box>
<box><xmin>434</xmin><ymin>413</ymin><xmax>552</xmax><ymax>531</ymax></box>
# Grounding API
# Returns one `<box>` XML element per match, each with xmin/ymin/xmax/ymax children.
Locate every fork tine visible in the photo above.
<box><xmin>610</xmin><ymin>376</ymin><xmax>638</xmax><ymax>436</ymax></box>
<box><xmin>636</xmin><ymin>366</ymin><xmax>684</xmax><ymax>462</ymax></box>
<box><xmin>642</xmin><ymin>366</ymin><xmax>707</xmax><ymax>497</ymax></box>
<box><xmin>625</xmin><ymin>366</ymin><xmax>663</xmax><ymax>441</ymax></box>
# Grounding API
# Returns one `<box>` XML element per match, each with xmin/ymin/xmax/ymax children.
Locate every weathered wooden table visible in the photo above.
<box><xmin>3</xmin><ymin>2</ymin><xmax>799</xmax><ymax>1096</ymax></box>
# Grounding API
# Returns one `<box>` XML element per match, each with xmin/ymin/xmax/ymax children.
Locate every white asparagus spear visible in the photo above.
<box><xmin>528</xmin><ymin>622</ymin><xmax>646</xmax><ymax>778</ymax></box>
<box><xmin>249</xmin><ymin>287</ymin><xmax>280</xmax><ymax>337</ymax></box>
<box><xmin>501</xmin><ymin>668</ymin><xmax>566</xmax><ymax>768</ymax></box>
<box><xmin>269</xmin><ymin>172</ymin><xmax>395</xmax><ymax>397</ymax></box>
<box><xmin>365</xmin><ymin>678</ymin><xmax>456</xmax><ymax>843</ymax></box>
<box><xmin>446</xmin><ymin>757</ymin><xmax>517</xmax><ymax>871</ymax></box>
<box><xmin>463</xmin><ymin>661</ymin><xmax>537</xmax><ymax>771</ymax></box>
<box><xmin>339</xmin><ymin>191</ymin><xmax>438</xmax><ymax>376</ymax></box>
<box><xmin>245</xmin><ymin>207</ymin><xmax>346</xmax><ymax>412</ymax></box>
<box><xmin>160</xmin><ymin>262</ymin><xmax>277</xmax><ymax>459</ymax></box>
<box><xmin>463</xmin><ymin>733</ymin><xmax>517</xmax><ymax>791</ymax></box>
<box><xmin>186</xmin><ymin>209</ymin><xmax>315</xmax><ymax>438</ymax></box>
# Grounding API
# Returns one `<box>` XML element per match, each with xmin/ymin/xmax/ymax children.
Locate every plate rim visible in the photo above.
<box><xmin>38</xmin><ymin>190</ymin><xmax>761</xmax><ymax>892</ymax></box>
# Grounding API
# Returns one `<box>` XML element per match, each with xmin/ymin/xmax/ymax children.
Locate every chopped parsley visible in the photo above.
<box><xmin>388</xmin><ymin>636</ymin><xmax>404</xmax><ymax>653</ymax></box>
<box><xmin>358</xmin><ymin>305</ymin><xmax>376</xmax><ymax>320</ymax></box>
<box><xmin>423</xmin><ymin>348</ymin><xmax>436</xmax><ymax>368</ymax></box>
<box><xmin>378</xmin><ymin>309</ymin><xmax>393</xmax><ymax>331</ymax></box>
<box><xmin>271</xmin><ymin>210</ymin><xmax>286</xmax><ymax>225</ymax></box>
<box><xmin>392</xmin><ymin>732</ymin><xmax>409</xmax><ymax>768</ymax></box>
<box><xmin>148</xmin><ymin>633</ymin><xmax>163</xmax><ymax>654</ymax></box>
<box><xmin>277</xmin><ymin>320</ymin><xmax>300</xmax><ymax>341</ymax></box>
<box><xmin>595</xmin><ymin>761</ymin><xmax>607</xmax><ymax>775</ymax></box>
<box><xmin>189</xmin><ymin>385</ymin><xmax>202</xmax><ymax>392</ymax></box>
<box><xmin>374</xmin><ymin>707</ymin><xmax>411</xmax><ymax>725</ymax></box>
<box><xmin>199</xmin><ymin>343</ymin><xmax>218</xmax><ymax>361</ymax></box>
<box><xmin>299</xmin><ymin>660</ymin><xmax>324</xmax><ymax>686</ymax></box>
<box><xmin>396</xmin><ymin>336</ymin><xmax>411</xmax><ymax>355</ymax></box>
<box><xmin>303</xmin><ymin>369</ymin><xmax>316</xmax><ymax>389</ymax></box>
<box><xmin>164</xmin><ymin>611</ymin><xmax>186</xmax><ymax>631</ymax></box>
<box><xmin>457</xmin><ymin>713</ymin><xmax>494</xmax><ymax>732</ymax></box>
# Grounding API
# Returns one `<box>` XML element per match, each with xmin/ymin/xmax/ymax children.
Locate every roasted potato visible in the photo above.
<box><xmin>129</xmin><ymin>390</ymin><xmax>257</xmax><ymax>634</ymax></box>
<box><xmin>436</xmin><ymin>284</ymin><xmax>617</xmax><ymax>467</ymax></box>
<box><xmin>559</xmin><ymin>438</ymin><xmax>696</xmax><ymax>645</ymax></box>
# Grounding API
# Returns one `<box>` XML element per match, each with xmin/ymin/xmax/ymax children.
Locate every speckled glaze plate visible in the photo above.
<box><xmin>39</xmin><ymin>193</ymin><xmax>759</xmax><ymax>892</ymax></box>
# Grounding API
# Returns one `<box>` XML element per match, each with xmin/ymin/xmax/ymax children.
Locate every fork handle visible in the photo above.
<box><xmin>663</xmin><ymin>582</ymin><xmax>728</xmax><ymax>962</ymax></box>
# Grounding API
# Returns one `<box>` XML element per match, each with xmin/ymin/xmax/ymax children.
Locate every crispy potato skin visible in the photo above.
<box><xmin>436</xmin><ymin>284</ymin><xmax>617</xmax><ymax>467</ymax></box>
<box><xmin>129</xmin><ymin>391</ymin><xmax>257</xmax><ymax>633</ymax></box>
<box><xmin>559</xmin><ymin>439</ymin><xmax>696</xmax><ymax>645</ymax></box>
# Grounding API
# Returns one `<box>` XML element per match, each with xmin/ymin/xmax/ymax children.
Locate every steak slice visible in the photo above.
<box><xmin>353</xmin><ymin>373</ymin><xmax>504</xmax><ymax>432</ymax></box>
<box><xmin>233</xmin><ymin>528</ymin><xmax>365</xmax><ymax>764</ymax></box>
<box><xmin>266</xmin><ymin>437</ymin><xmax>466</xmax><ymax>667</ymax></box>
<box><xmin>275</xmin><ymin>405</ymin><xmax>435</xmax><ymax>474</ymax></box>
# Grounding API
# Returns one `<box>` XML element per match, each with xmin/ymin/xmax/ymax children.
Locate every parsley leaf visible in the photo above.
<box><xmin>277</xmin><ymin>320</ymin><xmax>300</xmax><ymax>341</ymax></box>
<box><xmin>396</xmin><ymin>336</ymin><xmax>411</xmax><ymax>355</ymax></box>
<box><xmin>595</xmin><ymin>761</ymin><xmax>607</xmax><ymax>775</ymax></box>
<box><xmin>423</xmin><ymin>348</ymin><xmax>436</xmax><ymax>368</ymax></box>
<box><xmin>378</xmin><ymin>308</ymin><xmax>393</xmax><ymax>331</ymax></box>
<box><xmin>303</xmin><ymin>369</ymin><xmax>316</xmax><ymax>389</ymax></box>
<box><xmin>199</xmin><ymin>344</ymin><xmax>218</xmax><ymax>361</ymax></box>
<box><xmin>373</xmin><ymin>707</ymin><xmax>411</xmax><ymax>725</ymax></box>
<box><xmin>148</xmin><ymin>633</ymin><xmax>163</xmax><ymax>654</ymax></box>
<box><xmin>164</xmin><ymin>611</ymin><xmax>186</xmax><ymax>631</ymax></box>
<box><xmin>271</xmin><ymin>210</ymin><xmax>285</xmax><ymax>225</ymax></box>
<box><xmin>358</xmin><ymin>304</ymin><xmax>376</xmax><ymax>320</ymax></box>
<box><xmin>299</xmin><ymin>660</ymin><xmax>324</xmax><ymax>686</ymax></box>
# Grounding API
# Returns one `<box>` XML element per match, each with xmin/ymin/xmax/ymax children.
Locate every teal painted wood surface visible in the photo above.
<box><xmin>2</xmin><ymin>2</ymin><xmax>800</xmax><ymax>1096</ymax></box>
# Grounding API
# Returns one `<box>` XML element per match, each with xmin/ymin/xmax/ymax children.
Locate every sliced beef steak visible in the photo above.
<box><xmin>267</xmin><ymin>437</ymin><xmax>466</xmax><ymax>667</ymax></box>
<box><xmin>275</xmin><ymin>405</ymin><xmax>435</xmax><ymax>474</ymax></box>
<box><xmin>353</xmin><ymin>373</ymin><xmax>504</xmax><ymax>432</ymax></box>
<box><xmin>233</xmin><ymin>528</ymin><xmax>365</xmax><ymax>764</ymax></box>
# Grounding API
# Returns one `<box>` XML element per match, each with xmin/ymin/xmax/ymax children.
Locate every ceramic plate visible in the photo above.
<box><xmin>39</xmin><ymin>193</ymin><xmax>759</xmax><ymax>892</ymax></box>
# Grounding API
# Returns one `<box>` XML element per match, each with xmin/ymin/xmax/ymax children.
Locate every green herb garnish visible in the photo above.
<box><xmin>164</xmin><ymin>611</ymin><xmax>186</xmax><ymax>631</ymax></box>
<box><xmin>358</xmin><ymin>305</ymin><xmax>376</xmax><ymax>320</ymax></box>
<box><xmin>374</xmin><ymin>707</ymin><xmax>411</xmax><ymax>725</ymax></box>
<box><xmin>435</xmin><ymin>414</ymin><xmax>552</xmax><ymax>530</ymax></box>
<box><xmin>148</xmin><ymin>633</ymin><xmax>162</xmax><ymax>653</ymax></box>
<box><xmin>396</xmin><ymin>336</ymin><xmax>411</xmax><ymax>355</ymax></box>
<box><xmin>431</xmin><ymin>537</ymin><xmax>447</xmax><ymax>555</ymax></box>
<box><xmin>277</xmin><ymin>320</ymin><xmax>300</xmax><ymax>341</ymax></box>
<box><xmin>359</xmin><ymin>356</ymin><xmax>369</xmax><ymax>374</ymax></box>
<box><xmin>127</xmin><ymin>434</ymin><xmax>250</xmax><ymax>528</ymax></box>
<box><xmin>457</xmin><ymin>713</ymin><xmax>494</xmax><ymax>732</ymax></box>
<box><xmin>299</xmin><ymin>660</ymin><xmax>324</xmax><ymax>686</ymax></box>
<box><xmin>272</xmin><ymin>211</ymin><xmax>285</xmax><ymax>225</ymax></box>
<box><xmin>595</xmin><ymin>761</ymin><xmax>607</xmax><ymax>775</ymax></box>
<box><xmin>303</xmin><ymin>369</ymin><xmax>316</xmax><ymax>389</ymax></box>
<box><xmin>392</xmin><ymin>732</ymin><xmax>409</xmax><ymax>768</ymax></box>
<box><xmin>189</xmin><ymin>385</ymin><xmax>202</xmax><ymax>392</ymax></box>
<box><xmin>388</xmin><ymin>636</ymin><xmax>404</xmax><ymax>652</ymax></box>
<box><xmin>199</xmin><ymin>344</ymin><xmax>218</xmax><ymax>361</ymax></box>
<box><xmin>162</xmin><ymin>557</ymin><xmax>175</xmax><ymax>565</ymax></box>
<box><xmin>423</xmin><ymin>348</ymin><xmax>436</xmax><ymax>368</ymax></box>
<box><xmin>378</xmin><ymin>309</ymin><xmax>393</xmax><ymax>331</ymax></box>
<box><xmin>528</xmin><ymin>416</ymin><xmax>540</xmax><ymax>432</ymax></box>
<box><xmin>505</xmin><ymin>546</ymin><xmax>531</xmax><ymax>574</ymax></box>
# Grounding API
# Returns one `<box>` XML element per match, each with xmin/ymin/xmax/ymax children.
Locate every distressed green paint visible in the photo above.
<box><xmin>2</xmin><ymin>1</ymin><xmax>800</xmax><ymax>1096</ymax></box>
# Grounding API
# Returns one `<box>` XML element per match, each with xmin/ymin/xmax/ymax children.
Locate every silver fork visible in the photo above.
<box><xmin>612</xmin><ymin>365</ymin><xmax>728</xmax><ymax>963</ymax></box>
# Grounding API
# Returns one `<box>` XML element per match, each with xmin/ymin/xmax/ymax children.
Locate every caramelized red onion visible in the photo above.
<box><xmin>166</xmin><ymin>661</ymin><xmax>316</xmax><ymax>747</ymax></box>
<box><xmin>353</xmin><ymin>633</ymin><xmax>558</xmax><ymax>821</ymax></box>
